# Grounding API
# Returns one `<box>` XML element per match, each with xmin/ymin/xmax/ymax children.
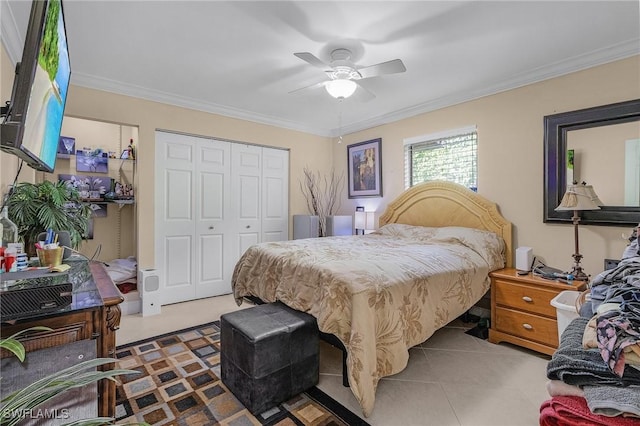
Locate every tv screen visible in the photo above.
<box><xmin>0</xmin><ymin>0</ymin><xmax>70</xmax><ymax>173</ymax></box>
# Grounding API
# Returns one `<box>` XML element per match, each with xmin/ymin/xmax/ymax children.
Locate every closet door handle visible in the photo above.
<box><xmin>522</xmin><ymin>323</ymin><xmax>533</xmax><ymax>330</ymax></box>
<box><xmin>209</xmin><ymin>226</ymin><xmax>214</xmax><ymax>230</ymax></box>
<box><xmin>522</xmin><ymin>296</ymin><xmax>533</xmax><ymax>303</ymax></box>
<box><xmin>246</xmin><ymin>225</ymin><xmax>251</xmax><ymax>229</ymax></box>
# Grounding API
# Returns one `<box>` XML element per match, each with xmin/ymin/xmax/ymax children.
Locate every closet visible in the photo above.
<box><xmin>154</xmin><ymin>131</ymin><xmax>288</xmax><ymax>304</ymax></box>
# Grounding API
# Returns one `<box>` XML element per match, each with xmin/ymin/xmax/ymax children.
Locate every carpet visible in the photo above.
<box><xmin>114</xmin><ymin>321</ymin><xmax>369</xmax><ymax>426</ymax></box>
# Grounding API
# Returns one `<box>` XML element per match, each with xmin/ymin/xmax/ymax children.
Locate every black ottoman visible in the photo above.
<box><xmin>220</xmin><ymin>302</ymin><xmax>319</xmax><ymax>415</ymax></box>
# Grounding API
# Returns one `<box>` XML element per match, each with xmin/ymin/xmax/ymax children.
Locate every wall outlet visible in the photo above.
<box><xmin>604</xmin><ymin>258</ymin><xmax>620</xmax><ymax>270</ymax></box>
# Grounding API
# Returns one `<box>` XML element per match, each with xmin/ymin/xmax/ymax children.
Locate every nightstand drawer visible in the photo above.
<box><xmin>494</xmin><ymin>279</ymin><xmax>557</xmax><ymax>317</ymax></box>
<box><xmin>494</xmin><ymin>307</ymin><xmax>559</xmax><ymax>347</ymax></box>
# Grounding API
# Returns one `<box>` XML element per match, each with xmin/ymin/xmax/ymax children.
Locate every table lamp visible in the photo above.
<box><xmin>554</xmin><ymin>183</ymin><xmax>601</xmax><ymax>281</ymax></box>
<box><xmin>354</xmin><ymin>207</ymin><xmax>366</xmax><ymax>235</ymax></box>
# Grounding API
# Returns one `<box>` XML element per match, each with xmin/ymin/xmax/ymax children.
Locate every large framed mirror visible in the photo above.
<box><xmin>544</xmin><ymin>99</ymin><xmax>640</xmax><ymax>226</ymax></box>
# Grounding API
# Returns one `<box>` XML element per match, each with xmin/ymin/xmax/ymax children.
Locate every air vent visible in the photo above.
<box><xmin>0</xmin><ymin>283</ymin><xmax>72</xmax><ymax>321</ymax></box>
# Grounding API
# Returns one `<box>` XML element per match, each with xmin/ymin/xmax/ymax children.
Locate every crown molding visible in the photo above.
<box><xmin>70</xmin><ymin>72</ymin><xmax>328</xmax><ymax>136</ymax></box>
<box><xmin>337</xmin><ymin>39</ymin><xmax>640</xmax><ymax>136</ymax></box>
<box><xmin>3</xmin><ymin>1</ymin><xmax>637</xmax><ymax>138</ymax></box>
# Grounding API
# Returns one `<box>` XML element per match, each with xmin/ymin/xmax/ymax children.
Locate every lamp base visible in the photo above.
<box><xmin>567</xmin><ymin>266</ymin><xmax>590</xmax><ymax>281</ymax></box>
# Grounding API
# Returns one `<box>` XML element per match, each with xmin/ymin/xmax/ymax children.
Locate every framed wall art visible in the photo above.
<box><xmin>57</xmin><ymin>136</ymin><xmax>76</xmax><ymax>158</ymax></box>
<box><xmin>347</xmin><ymin>138</ymin><xmax>382</xmax><ymax>198</ymax></box>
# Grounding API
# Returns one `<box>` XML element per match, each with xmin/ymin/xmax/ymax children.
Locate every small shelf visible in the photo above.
<box><xmin>81</xmin><ymin>198</ymin><xmax>135</xmax><ymax>205</ymax></box>
<box><xmin>112</xmin><ymin>199</ymin><xmax>134</xmax><ymax>205</ymax></box>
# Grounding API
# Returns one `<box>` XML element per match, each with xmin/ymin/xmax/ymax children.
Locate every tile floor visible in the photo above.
<box><xmin>117</xmin><ymin>295</ymin><xmax>550</xmax><ymax>426</ymax></box>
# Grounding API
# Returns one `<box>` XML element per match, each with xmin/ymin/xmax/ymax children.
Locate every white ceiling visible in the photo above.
<box><xmin>2</xmin><ymin>1</ymin><xmax>639</xmax><ymax>137</ymax></box>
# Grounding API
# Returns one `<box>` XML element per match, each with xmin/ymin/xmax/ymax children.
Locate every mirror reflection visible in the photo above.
<box><xmin>567</xmin><ymin>121</ymin><xmax>640</xmax><ymax>206</ymax></box>
<box><xmin>544</xmin><ymin>98</ymin><xmax>640</xmax><ymax>226</ymax></box>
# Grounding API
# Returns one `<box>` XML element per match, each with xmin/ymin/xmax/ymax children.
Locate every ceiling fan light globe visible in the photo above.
<box><xmin>325</xmin><ymin>79</ymin><xmax>357</xmax><ymax>99</ymax></box>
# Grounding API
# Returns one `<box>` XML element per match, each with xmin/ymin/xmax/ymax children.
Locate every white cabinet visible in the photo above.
<box><xmin>293</xmin><ymin>215</ymin><xmax>319</xmax><ymax>239</ymax></box>
<box><xmin>155</xmin><ymin>131</ymin><xmax>288</xmax><ymax>304</ymax></box>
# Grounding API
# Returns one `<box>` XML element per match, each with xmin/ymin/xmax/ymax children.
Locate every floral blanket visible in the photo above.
<box><xmin>232</xmin><ymin>224</ymin><xmax>505</xmax><ymax>417</ymax></box>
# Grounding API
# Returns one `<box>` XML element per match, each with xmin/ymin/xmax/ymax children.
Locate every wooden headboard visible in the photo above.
<box><xmin>379</xmin><ymin>181</ymin><xmax>513</xmax><ymax>268</ymax></box>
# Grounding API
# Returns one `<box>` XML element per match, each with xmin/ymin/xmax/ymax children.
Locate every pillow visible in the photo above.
<box><xmin>375</xmin><ymin>223</ymin><xmax>437</xmax><ymax>240</ymax></box>
<box><xmin>431</xmin><ymin>226</ymin><xmax>506</xmax><ymax>269</ymax></box>
<box><xmin>376</xmin><ymin>224</ymin><xmax>505</xmax><ymax>269</ymax></box>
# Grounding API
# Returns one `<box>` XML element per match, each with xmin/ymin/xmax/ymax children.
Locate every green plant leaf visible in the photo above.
<box><xmin>0</xmin><ymin>339</ymin><xmax>25</xmax><ymax>362</ymax></box>
<box><xmin>1</xmin><ymin>358</ymin><xmax>139</xmax><ymax>426</ymax></box>
<box><xmin>6</xmin><ymin>181</ymin><xmax>92</xmax><ymax>255</ymax></box>
<box><xmin>0</xmin><ymin>327</ymin><xmax>53</xmax><ymax>362</ymax></box>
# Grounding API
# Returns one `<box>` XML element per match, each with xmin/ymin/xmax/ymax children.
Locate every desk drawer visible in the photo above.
<box><xmin>494</xmin><ymin>306</ymin><xmax>558</xmax><ymax>347</ymax></box>
<box><xmin>494</xmin><ymin>279</ymin><xmax>557</xmax><ymax>317</ymax></box>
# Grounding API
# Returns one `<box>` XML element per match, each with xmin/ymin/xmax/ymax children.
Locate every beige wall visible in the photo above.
<box><xmin>2</xmin><ymin>39</ymin><xmax>639</xmax><ymax>277</ymax></box>
<box><xmin>1</xmin><ymin>42</ymin><xmax>332</xmax><ymax>267</ymax></box>
<box><xmin>332</xmin><ymin>56</ymin><xmax>640</xmax><ymax>276</ymax></box>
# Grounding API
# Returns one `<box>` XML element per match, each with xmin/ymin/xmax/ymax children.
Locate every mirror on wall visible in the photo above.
<box><xmin>544</xmin><ymin>99</ymin><xmax>640</xmax><ymax>226</ymax></box>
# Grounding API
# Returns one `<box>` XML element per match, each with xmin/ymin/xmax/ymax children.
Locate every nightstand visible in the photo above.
<box><xmin>488</xmin><ymin>268</ymin><xmax>587</xmax><ymax>355</ymax></box>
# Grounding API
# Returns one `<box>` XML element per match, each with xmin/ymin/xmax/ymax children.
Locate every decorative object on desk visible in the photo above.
<box><xmin>299</xmin><ymin>167</ymin><xmax>343</xmax><ymax>236</ymax></box>
<box><xmin>1</xmin><ymin>204</ymin><xmax>19</xmax><ymax>247</ymax></box>
<box><xmin>555</xmin><ymin>182</ymin><xmax>602</xmax><ymax>281</ymax></box>
<box><xmin>5</xmin><ymin>181</ymin><xmax>91</xmax><ymax>257</ymax></box>
<box><xmin>0</xmin><ymin>327</ymin><xmax>136</xmax><ymax>426</ymax></box>
<box><xmin>75</xmin><ymin>148</ymin><xmax>109</xmax><ymax>173</ymax></box>
<box><xmin>348</xmin><ymin>138</ymin><xmax>382</xmax><ymax>198</ymax></box>
<box><xmin>14</xmin><ymin>252</ymin><xmax>28</xmax><ymax>271</ymax></box>
<box><xmin>36</xmin><ymin>247</ymin><xmax>64</xmax><ymax>267</ymax></box>
<box><xmin>56</xmin><ymin>135</ymin><xmax>76</xmax><ymax>158</ymax></box>
<box><xmin>36</xmin><ymin>230</ymin><xmax>73</xmax><ymax>259</ymax></box>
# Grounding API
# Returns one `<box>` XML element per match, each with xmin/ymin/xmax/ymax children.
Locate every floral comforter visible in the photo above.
<box><xmin>232</xmin><ymin>223</ymin><xmax>506</xmax><ymax>417</ymax></box>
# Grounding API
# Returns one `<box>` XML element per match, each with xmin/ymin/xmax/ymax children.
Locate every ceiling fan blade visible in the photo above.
<box><xmin>353</xmin><ymin>82</ymin><xmax>376</xmax><ymax>102</ymax></box>
<box><xmin>294</xmin><ymin>52</ymin><xmax>328</xmax><ymax>69</ymax></box>
<box><xmin>358</xmin><ymin>59</ymin><xmax>406</xmax><ymax>79</ymax></box>
<box><xmin>288</xmin><ymin>80</ymin><xmax>326</xmax><ymax>95</ymax></box>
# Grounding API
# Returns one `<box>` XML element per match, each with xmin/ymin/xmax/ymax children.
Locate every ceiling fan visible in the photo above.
<box><xmin>291</xmin><ymin>48</ymin><xmax>406</xmax><ymax>101</ymax></box>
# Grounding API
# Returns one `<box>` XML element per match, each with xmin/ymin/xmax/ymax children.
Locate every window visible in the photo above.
<box><xmin>404</xmin><ymin>126</ymin><xmax>477</xmax><ymax>190</ymax></box>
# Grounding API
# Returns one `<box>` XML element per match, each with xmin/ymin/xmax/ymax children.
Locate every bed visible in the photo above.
<box><xmin>232</xmin><ymin>181</ymin><xmax>513</xmax><ymax>417</ymax></box>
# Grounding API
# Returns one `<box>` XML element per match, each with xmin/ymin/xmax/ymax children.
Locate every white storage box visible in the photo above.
<box><xmin>550</xmin><ymin>290</ymin><xmax>581</xmax><ymax>340</ymax></box>
<box><xmin>120</xmin><ymin>291</ymin><xmax>141</xmax><ymax>315</ymax></box>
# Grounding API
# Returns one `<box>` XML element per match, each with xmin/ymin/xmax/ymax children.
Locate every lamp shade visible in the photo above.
<box><xmin>555</xmin><ymin>184</ymin><xmax>601</xmax><ymax>211</ymax></box>
<box><xmin>583</xmin><ymin>185</ymin><xmax>604</xmax><ymax>206</ymax></box>
<box><xmin>325</xmin><ymin>79</ymin><xmax>357</xmax><ymax>99</ymax></box>
<box><xmin>365</xmin><ymin>212</ymin><xmax>376</xmax><ymax>230</ymax></box>
<box><xmin>354</xmin><ymin>211</ymin><xmax>366</xmax><ymax>229</ymax></box>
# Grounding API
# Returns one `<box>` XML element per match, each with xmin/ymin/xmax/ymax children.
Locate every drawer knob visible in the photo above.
<box><xmin>522</xmin><ymin>323</ymin><xmax>533</xmax><ymax>330</ymax></box>
<box><xmin>522</xmin><ymin>296</ymin><xmax>533</xmax><ymax>303</ymax></box>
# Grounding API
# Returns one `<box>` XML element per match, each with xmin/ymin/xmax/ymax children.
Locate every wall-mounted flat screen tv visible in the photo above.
<box><xmin>0</xmin><ymin>0</ymin><xmax>71</xmax><ymax>173</ymax></box>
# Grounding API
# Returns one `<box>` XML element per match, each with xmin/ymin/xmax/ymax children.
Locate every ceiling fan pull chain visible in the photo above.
<box><xmin>338</xmin><ymin>100</ymin><xmax>343</xmax><ymax>144</ymax></box>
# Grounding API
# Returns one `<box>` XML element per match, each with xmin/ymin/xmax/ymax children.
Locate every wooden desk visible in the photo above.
<box><xmin>0</xmin><ymin>259</ymin><xmax>123</xmax><ymax>419</ymax></box>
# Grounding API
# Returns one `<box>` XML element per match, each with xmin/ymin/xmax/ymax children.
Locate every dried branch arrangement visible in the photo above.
<box><xmin>299</xmin><ymin>167</ymin><xmax>344</xmax><ymax>236</ymax></box>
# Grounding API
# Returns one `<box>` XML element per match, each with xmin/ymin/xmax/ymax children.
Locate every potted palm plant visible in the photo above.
<box><xmin>5</xmin><ymin>181</ymin><xmax>92</xmax><ymax>257</ymax></box>
<box><xmin>0</xmin><ymin>327</ymin><xmax>139</xmax><ymax>426</ymax></box>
